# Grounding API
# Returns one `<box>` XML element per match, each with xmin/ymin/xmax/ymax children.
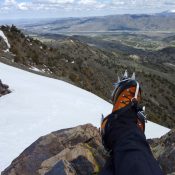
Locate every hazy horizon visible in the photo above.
<box><xmin>0</xmin><ymin>10</ymin><xmax>173</xmax><ymax>21</ymax></box>
<box><xmin>0</xmin><ymin>0</ymin><xmax>175</xmax><ymax>20</ymax></box>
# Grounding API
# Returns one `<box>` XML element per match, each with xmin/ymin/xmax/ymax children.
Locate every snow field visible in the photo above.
<box><xmin>0</xmin><ymin>62</ymin><xmax>170</xmax><ymax>172</ymax></box>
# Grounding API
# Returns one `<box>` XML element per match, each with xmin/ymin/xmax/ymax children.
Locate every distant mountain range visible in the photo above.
<box><xmin>160</xmin><ymin>10</ymin><xmax>175</xmax><ymax>15</ymax></box>
<box><xmin>21</xmin><ymin>12</ymin><xmax>175</xmax><ymax>34</ymax></box>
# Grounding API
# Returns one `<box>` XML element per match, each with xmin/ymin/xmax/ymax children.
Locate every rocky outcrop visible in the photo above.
<box><xmin>0</xmin><ymin>35</ymin><xmax>8</xmax><ymax>51</ymax></box>
<box><xmin>0</xmin><ymin>79</ymin><xmax>11</xmax><ymax>97</ymax></box>
<box><xmin>2</xmin><ymin>124</ymin><xmax>107</xmax><ymax>175</ymax></box>
<box><xmin>149</xmin><ymin>129</ymin><xmax>175</xmax><ymax>175</ymax></box>
<box><xmin>2</xmin><ymin>124</ymin><xmax>175</xmax><ymax>175</ymax></box>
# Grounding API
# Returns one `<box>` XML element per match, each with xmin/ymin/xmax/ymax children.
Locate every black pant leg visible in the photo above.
<box><xmin>99</xmin><ymin>111</ymin><xmax>164</xmax><ymax>175</ymax></box>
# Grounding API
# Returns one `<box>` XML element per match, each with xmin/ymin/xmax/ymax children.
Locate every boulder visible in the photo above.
<box><xmin>149</xmin><ymin>129</ymin><xmax>175</xmax><ymax>175</ymax></box>
<box><xmin>2</xmin><ymin>124</ymin><xmax>107</xmax><ymax>175</ymax></box>
<box><xmin>2</xmin><ymin>124</ymin><xmax>175</xmax><ymax>175</ymax></box>
<box><xmin>0</xmin><ymin>79</ymin><xmax>11</xmax><ymax>97</ymax></box>
<box><xmin>0</xmin><ymin>35</ymin><xmax>8</xmax><ymax>51</ymax></box>
<box><xmin>45</xmin><ymin>160</ymin><xmax>76</xmax><ymax>175</ymax></box>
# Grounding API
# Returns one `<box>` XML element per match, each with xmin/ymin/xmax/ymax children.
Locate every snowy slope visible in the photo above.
<box><xmin>0</xmin><ymin>63</ymin><xmax>170</xmax><ymax>172</ymax></box>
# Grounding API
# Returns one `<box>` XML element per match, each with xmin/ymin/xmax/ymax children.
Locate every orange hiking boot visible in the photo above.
<box><xmin>112</xmin><ymin>71</ymin><xmax>141</xmax><ymax>113</ymax></box>
<box><xmin>101</xmin><ymin>71</ymin><xmax>146</xmax><ymax>139</ymax></box>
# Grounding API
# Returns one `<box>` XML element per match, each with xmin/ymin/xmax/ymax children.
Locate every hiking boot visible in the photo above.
<box><xmin>101</xmin><ymin>71</ymin><xmax>146</xmax><ymax>143</ymax></box>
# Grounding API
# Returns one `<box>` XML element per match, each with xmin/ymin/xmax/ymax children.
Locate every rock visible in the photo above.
<box><xmin>2</xmin><ymin>124</ymin><xmax>107</xmax><ymax>175</ymax></box>
<box><xmin>0</xmin><ymin>79</ymin><xmax>11</xmax><ymax>97</ymax></box>
<box><xmin>149</xmin><ymin>129</ymin><xmax>175</xmax><ymax>175</ymax></box>
<box><xmin>39</xmin><ymin>143</ymin><xmax>99</xmax><ymax>175</ymax></box>
<box><xmin>2</xmin><ymin>124</ymin><xmax>174</xmax><ymax>175</ymax></box>
<box><xmin>45</xmin><ymin>160</ymin><xmax>76</xmax><ymax>175</ymax></box>
<box><xmin>0</xmin><ymin>35</ymin><xmax>8</xmax><ymax>51</ymax></box>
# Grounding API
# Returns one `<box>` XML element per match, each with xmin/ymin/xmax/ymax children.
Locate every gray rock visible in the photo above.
<box><xmin>0</xmin><ymin>79</ymin><xmax>11</xmax><ymax>97</ymax></box>
<box><xmin>2</xmin><ymin>124</ymin><xmax>106</xmax><ymax>175</ymax></box>
<box><xmin>149</xmin><ymin>129</ymin><xmax>175</xmax><ymax>175</ymax></box>
<box><xmin>2</xmin><ymin>124</ymin><xmax>174</xmax><ymax>175</ymax></box>
<box><xmin>45</xmin><ymin>160</ymin><xmax>76</xmax><ymax>175</ymax></box>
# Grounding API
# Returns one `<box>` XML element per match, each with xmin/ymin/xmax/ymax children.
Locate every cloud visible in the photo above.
<box><xmin>78</xmin><ymin>0</ymin><xmax>107</xmax><ymax>9</ymax></box>
<box><xmin>164</xmin><ymin>2</ymin><xmax>175</xmax><ymax>5</ymax></box>
<box><xmin>50</xmin><ymin>0</ymin><xmax>75</xmax><ymax>3</ymax></box>
<box><xmin>17</xmin><ymin>2</ymin><xmax>31</xmax><ymax>10</ymax></box>
<box><xmin>78</xmin><ymin>0</ymin><xmax>97</xmax><ymax>5</ymax></box>
<box><xmin>1</xmin><ymin>0</ymin><xmax>175</xmax><ymax>17</ymax></box>
<box><xmin>34</xmin><ymin>0</ymin><xmax>75</xmax><ymax>5</ymax></box>
<box><xmin>109</xmin><ymin>0</ymin><xmax>175</xmax><ymax>11</ymax></box>
<box><xmin>4</xmin><ymin>0</ymin><xmax>16</xmax><ymax>6</ymax></box>
<box><xmin>112</xmin><ymin>1</ymin><xmax>125</xmax><ymax>5</ymax></box>
<box><xmin>0</xmin><ymin>0</ymin><xmax>16</xmax><ymax>11</ymax></box>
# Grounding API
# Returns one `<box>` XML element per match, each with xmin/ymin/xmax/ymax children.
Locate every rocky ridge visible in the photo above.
<box><xmin>2</xmin><ymin>124</ymin><xmax>107</xmax><ymax>175</ymax></box>
<box><xmin>2</xmin><ymin>124</ymin><xmax>175</xmax><ymax>175</ymax></box>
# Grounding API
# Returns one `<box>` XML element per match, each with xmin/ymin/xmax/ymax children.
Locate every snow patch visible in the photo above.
<box><xmin>165</xmin><ymin>62</ymin><xmax>175</xmax><ymax>68</ymax></box>
<box><xmin>29</xmin><ymin>67</ymin><xmax>42</xmax><ymax>72</ymax></box>
<box><xmin>3</xmin><ymin>49</ymin><xmax>9</xmax><ymax>53</ymax></box>
<box><xmin>0</xmin><ymin>30</ymin><xmax>11</xmax><ymax>51</ymax></box>
<box><xmin>129</xmin><ymin>54</ymin><xmax>140</xmax><ymax>61</ymax></box>
<box><xmin>0</xmin><ymin>63</ymin><xmax>170</xmax><ymax>172</ymax></box>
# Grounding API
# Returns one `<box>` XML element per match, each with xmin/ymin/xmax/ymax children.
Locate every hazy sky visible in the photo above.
<box><xmin>0</xmin><ymin>0</ymin><xmax>175</xmax><ymax>19</ymax></box>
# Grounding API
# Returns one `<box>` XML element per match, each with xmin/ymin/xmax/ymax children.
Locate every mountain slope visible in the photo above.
<box><xmin>21</xmin><ymin>13</ymin><xmax>175</xmax><ymax>33</ymax></box>
<box><xmin>0</xmin><ymin>62</ymin><xmax>170</xmax><ymax>172</ymax></box>
<box><xmin>0</xmin><ymin>25</ymin><xmax>175</xmax><ymax>128</ymax></box>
